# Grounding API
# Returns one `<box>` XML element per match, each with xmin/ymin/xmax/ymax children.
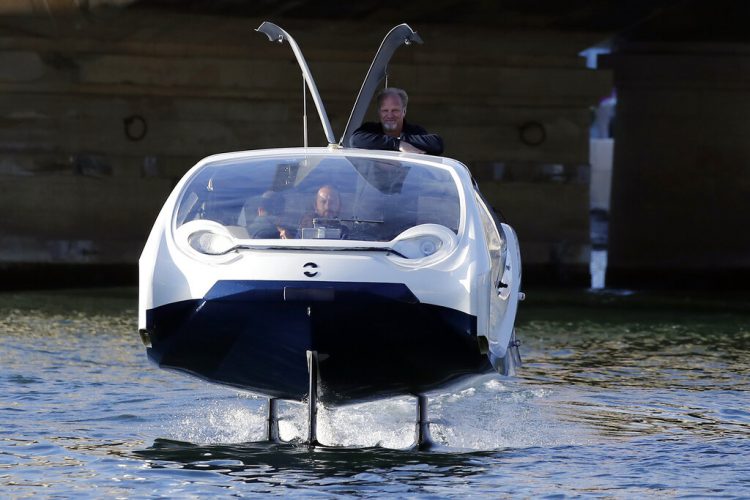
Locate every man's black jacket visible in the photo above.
<box><xmin>350</xmin><ymin>121</ymin><xmax>444</xmax><ymax>156</ymax></box>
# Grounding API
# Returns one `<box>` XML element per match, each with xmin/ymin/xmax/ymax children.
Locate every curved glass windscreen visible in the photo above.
<box><xmin>175</xmin><ymin>154</ymin><xmax>461</xmax><ymax>243</ymax></box>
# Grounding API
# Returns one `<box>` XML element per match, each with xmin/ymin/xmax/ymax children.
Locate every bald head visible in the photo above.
<box><xmin>315</xmin><ymin>185</ymin><xmax>341</xmax><ymax>218</ymax></box>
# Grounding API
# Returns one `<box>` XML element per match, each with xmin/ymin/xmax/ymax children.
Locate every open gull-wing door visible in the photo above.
<box><xmin>257</xmin><ymin>21</ymin><xmax>336</xmax><ymax>146</ymax></box>
<box><xmin>340</xmin><ymin>24</ymin><xmax>423</xmax><ymax>148</ymax></box>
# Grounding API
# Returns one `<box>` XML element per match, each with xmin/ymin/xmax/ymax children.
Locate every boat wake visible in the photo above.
<box><xmin>163</xmin><ymin>375</ymin><xmax>589</xmax><ymax>450</ymax></box>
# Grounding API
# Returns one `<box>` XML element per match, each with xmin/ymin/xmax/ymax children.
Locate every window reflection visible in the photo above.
<box><xmin>175</xmin><ymin>155</ymin><xmax>461</xmax><ymax>243</ymax></box>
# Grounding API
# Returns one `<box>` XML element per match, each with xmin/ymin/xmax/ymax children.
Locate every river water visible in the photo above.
<box><xmin>2</xmin><ymin>287</ymin><xmax>748</xmax><ymax>498</ymax></box>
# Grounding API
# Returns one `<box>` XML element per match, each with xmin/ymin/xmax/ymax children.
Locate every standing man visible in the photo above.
<box><xmin>351</xmin><ymin>88</ymin><xmax>444</xmax><ymax>155</ymax></box>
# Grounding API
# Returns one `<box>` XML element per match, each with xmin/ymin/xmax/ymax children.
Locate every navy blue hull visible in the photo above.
<box><xmin>145</xmin><ymin>280</ymin><xmax>491</xmax><ymax>404</ymax></box>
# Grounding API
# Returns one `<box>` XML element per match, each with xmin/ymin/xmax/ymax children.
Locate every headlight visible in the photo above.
<box><xmin>188</xmin><ymin>230</ymin><xmax>236</xmax><ymax>255</ymax></box>
<box><xmin>393</xmin><ymin>234</ymin><xmax>443</xmax><ymax>259</ymax></box>
<box><xmin>174</xmin><ymin>220</ymin><xmax>239</xmax><ymax>260</ymax></box>
<box><xmin>420</xmin><ymin>238</ymin><xmax>439</xmax><ymax>256</ymax></box>
<box><xmin>390</xmin><ymin>224</ymin><xmax>457</xmax><ymax>265</ymax></box>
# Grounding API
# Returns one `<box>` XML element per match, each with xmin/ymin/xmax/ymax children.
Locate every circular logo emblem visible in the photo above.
<box><xmin>303</xmin><ymin>262</ymin><xmax>319</xmax><ymax>277</ymax></box>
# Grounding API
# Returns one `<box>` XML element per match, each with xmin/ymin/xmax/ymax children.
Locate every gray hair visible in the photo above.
<box><xmin>376</xmin><ymin>87</ymin><xmax>408</xmax><ymax>109</ymax></box>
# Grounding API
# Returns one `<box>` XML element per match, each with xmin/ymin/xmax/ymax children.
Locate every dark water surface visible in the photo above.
<box><xmin>2</xmin><ymin>288</ymin><xmax>748</xmax><ymax>498</ymax></box>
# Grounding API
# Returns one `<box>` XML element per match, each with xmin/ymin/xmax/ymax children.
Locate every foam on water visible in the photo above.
<box><xmin>162</xmin><ymin>375</ymin><xmax>591</xmax><ymax>450</ymax></box>
<box><xmin>168</xmin><ymin>398</ymin><xmax>268</xmax><ymax>444</ymax></box>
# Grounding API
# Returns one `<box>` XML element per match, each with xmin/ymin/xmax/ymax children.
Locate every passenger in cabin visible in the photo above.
<box><xmin>298</xmin><ymin>185</ymin><xmax>349</xmax><ymax>239</ymax></box>
<box><xmin>247</xmin><ymin>190</ymin><xmax>292</xmax><ymax>239</ymax></box>
<box><xmin>350</xmin><ymin>87</ymin><xmax>444</xmax><ymax>155</ymax></box>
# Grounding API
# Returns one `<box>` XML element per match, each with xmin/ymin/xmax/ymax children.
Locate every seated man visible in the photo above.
<box><xmin>350</xmin><ymin>87</ymin><xmax>443</xmax><ymax>155</ymax></box>
<box><xmin>247</xmin><ymin>191</ymin><xmax>292</xmax><ymax>239</ymax></box>
<box><xmin>298</xmin><ymin>185</ymin><xmax>348</xmax><ymax>239</ymax></box>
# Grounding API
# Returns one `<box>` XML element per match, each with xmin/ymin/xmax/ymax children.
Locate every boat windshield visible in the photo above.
<box><xmin>174</xmin><ymin>154</ymin><xmax>461</xmax><ymax>242</ymax></box>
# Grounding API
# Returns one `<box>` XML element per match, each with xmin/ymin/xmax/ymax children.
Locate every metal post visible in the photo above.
<box><xmin>415</xmin><ymin>394</ymin><xmax>434</xmax><ymax>450</ymax></box>
<box><xmin>306</xmin><ymin>350</ymin><xmax>320</xmax><ymax>446</ymax></box>
<box><xmin>302</xmin><ymin>76</ymin><xmax>308</xmax><ymax>148</ymax></box>
<box><xmin>266</xmin><ymin>397</ymin><xmax>280</xmax><ymax>442</ymax></box>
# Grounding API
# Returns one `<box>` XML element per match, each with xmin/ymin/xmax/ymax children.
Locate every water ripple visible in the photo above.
<box><xmin>1</xmin><ymin>288</ymin><xmax>749</xmax><ymax>497</ymax></box>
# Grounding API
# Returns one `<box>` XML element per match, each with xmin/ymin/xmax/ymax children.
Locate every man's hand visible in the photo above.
<box><xmin>398</xmin><ymin>141</ymin><xmax>425</xmax><ymax>154</ymax></box>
